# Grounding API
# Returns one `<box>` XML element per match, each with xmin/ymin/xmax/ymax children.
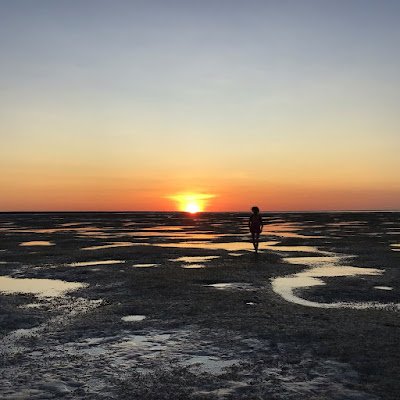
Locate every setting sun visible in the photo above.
<box><xmin>167</xmin><ymin>193</ymin><xmax>216</xmax><ymax>213</ymax></box>
<box><xmin>185</xmin><ymin>202</ymin><xmax>201</xmax><ymax>214</ymax></box>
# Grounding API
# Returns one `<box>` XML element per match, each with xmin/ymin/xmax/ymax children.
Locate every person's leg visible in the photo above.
<box><xmin>256</xmin><ymin>232</ymin><xmax>260</xmax><ymax>251</ymax></box>
<box><xmin>251</xmin><ymin>232</ymin><xmax>256</xmax><ymax>251</ymax></box>
<box><xmin>255</xmin><ymin>232</ymin><xmax>260</xmax><ymax>252</ymax></box>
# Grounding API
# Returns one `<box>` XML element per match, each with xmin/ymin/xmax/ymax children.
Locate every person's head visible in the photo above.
<box><xmin>251</xmin><ymin>206</ymin><xmax>259</xmax><ymax>214</ymax></box>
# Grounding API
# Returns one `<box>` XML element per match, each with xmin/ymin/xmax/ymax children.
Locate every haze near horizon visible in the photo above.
<box><xmin>1</xmin><ymin>1</ymin><xmax>399</xmax><ymax>212</ymax></box>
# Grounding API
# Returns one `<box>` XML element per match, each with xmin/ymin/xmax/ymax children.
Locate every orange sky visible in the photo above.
<box><xmin>1</xmin><ymin>167</ymin><xmax>399</xmax><ymax>211</ymax></box>
<box><xmin>1</xmin><ymin>2</ymin><xmax>400</xmax><ymax>211</ymax></box>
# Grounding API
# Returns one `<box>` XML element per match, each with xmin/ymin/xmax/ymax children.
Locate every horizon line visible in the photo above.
<box><xmin>1</xmin><ymin>209</ymin><xmax>399</xmax><ymax>214</ymax></box>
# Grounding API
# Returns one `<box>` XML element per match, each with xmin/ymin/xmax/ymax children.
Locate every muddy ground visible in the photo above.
<box><xmin>0</xmin><ymin>212</ymin><xmax>399</xmax><ymax>399</ymax></box>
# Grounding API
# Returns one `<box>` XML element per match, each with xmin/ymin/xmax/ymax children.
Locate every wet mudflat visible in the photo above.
<box><xmin>0</xmin><ymin>211</ymin><xmax>399</xmax><ymax>399</ymax></box>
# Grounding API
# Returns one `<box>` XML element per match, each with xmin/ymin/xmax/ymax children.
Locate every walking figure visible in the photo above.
<box><xmin>249</xmin><ymin>206</ymin><xmax>263</xmax><ymax>253</ymax></box>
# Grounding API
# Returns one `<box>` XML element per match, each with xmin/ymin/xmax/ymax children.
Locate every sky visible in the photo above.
<box><xmin>1</xmin><ymin>0</ymin><xmax>399</xmax><ymax>211</ymax></box>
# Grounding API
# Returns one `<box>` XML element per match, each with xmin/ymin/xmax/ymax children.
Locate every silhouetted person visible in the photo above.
<box><xmin>249</xmin><ymin>206</ymin><xmax>263</xmax><ymax>253</ymax></box>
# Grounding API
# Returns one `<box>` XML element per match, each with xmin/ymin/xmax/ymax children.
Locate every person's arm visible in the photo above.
<box><xmin>248</xmin><ymin>216</ymin><xmax>252</xmax><ymax>230</ymax></box>
<box><xmin>259</xmin><ymin>216</ymin><xmax>264</xmax><ymax>232</ymax></box>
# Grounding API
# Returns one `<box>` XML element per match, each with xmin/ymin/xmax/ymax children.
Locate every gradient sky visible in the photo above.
<box><xmin>1</xmin><ymin>0</ymin><xmax>399</xmax><ymax>211</ymax></box>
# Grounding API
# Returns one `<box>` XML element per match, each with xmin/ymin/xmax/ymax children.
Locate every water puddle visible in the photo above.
<box><xmin>121</xmin><ymin>315</ymin><xmax>146</xmax><ymax>322</ymax></box>
<box><xmin>69</xmin><ymin>260</ymin><xmax>124</xmax><ymax>267</ymax></box>
<box><xmin>207</xmin><ymin>282</ymin><xmax>254</xmax><ymax>290</ymax></box>
<box><xmin>391</xmin><ymin>244</ymin><xmax>400</xmax><ymax>251</ymax></box>
<box><xmin>81</xmin><ymin>242</ymin><xmax>135</xmax><ymax>250</ymax></box>
<box><xmin>374</xmin><ymin>286</ymin><xmax>393</xmax><ymax>291</ymax></box>
<box><xmin>141</xmin><ymin>226</ymin><xmax>184</xmax><ymax>231</ymax></box>
<box><xmin>0</xmin><ymin>276</ymin><xmax>86</xmax><ymax>297</ymax></box>
<box><xmin>125</xmin><ymin>232</ymin><xmax>224</xmax><ymax>240</ymax></box>
<box><xmin>269</xmin><ymin>232</ymin><xmax>325</xmax><ymax>239</ymax></box>
<box><xmin>131</xmin><ymin>264</ymin><xmax>159</xmax><ymax>268</ymax></box>
<box><xmin>283</xmin><ymin>256</ymin><xmax>343</xmax><ymax>267</ymax></box>
<box><xmin>271</xmin><ymin>264</ymin><xmax>400</xmax><ymax>309</ymax></box>
<box><xmin>265</xmin><ymin>223</ymin><xmax>325</xmax><ymax>239</ymax></box>
<box><xmin>171</xmin><ymin>256</ymin><xmax>219</xmax><ymax>263</ymax></box>
<box><xmin>19</xmin><ymin>241</ymin><xmax>54</xmax><ymax>247</ymax></box>
<box><xmin>9</xmin><ymin>226</ymin><xmax>103</xmax><ymax>235</ymax></box>
<box><xmin>112</xmin><ymin>333</ymin><xmax>173</xmax><ymax>354</ymax></box>
<box><xmin>182</xmin><ymin>264</ymin><xmax>206</xmax><ymax>269</ymax></box>
<box><xmin>59</xmin><ymin>222</ymin><xmax>93</xmax><ymax>227</ymax></box>
<box><xmin>158</xmin><ymin>241</ymin><xmax>279</xmax><ymax>252</ymax></box>
<box><xmin>122</xmin><ymin>221</ymin><xmax>137</xmax><ymax>226</ymax></box>
<box><xmin>328</xmin><ymin>221</ymin><xmax>367</xmax><ymax>227</ymax></box>
<box><xmin>181</xmin><ymin>355</ymin><xmax>239</xmax><ymax>373</ymax></box>
<box><xmin>266</xmin><ymin>245</ymin><xmax>330</xmax><ymax>254</ymax></box>
<box><xmin>271</xmin><ymin>244</ymin><xmax>400</xmax><ymax>310</ymax></box>
<box><xmin>264</xmin><ymin>223</ymin><xmax>300</xmax><ymax>232</ymax></box>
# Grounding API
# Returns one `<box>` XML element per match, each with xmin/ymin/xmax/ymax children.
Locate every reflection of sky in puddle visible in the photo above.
<box><xmin>182</xmin><ymin>264</ymin><xmax>206</xmax><ymax>269</ymax></box>
<box><xmin>20</xmin><ymin>241</ymin><xmax>54</xmax><ymax>246</ymax></box>
<box><xmin>271</xmin><ymin>261</ymin><xmax>400</xmax><ymax>310</ymax></box>
<box><xmin>283</xmin><ymin>256</ymin><xmax>343</xmax><ymax>267</ymax></box>
<box><xmin>59</xmin><ymin>222</ymin><xmax>93</xmax><ymax>227</ymax></box>
<box><xmin>207</xmin><ymin>282</ymin><xmax>254</xmax><ymax>290</ymax></box>
<box><xmin>0</xmin><ymin>276</ymin><xmax>86</xmax><ymax>297</ymax></box>
<box><xmin>158</xmin><ymin>241</ymin><xmax>279</xmax><ymax>251</ymax></box>
<box><xmin>391</xmin><ymin>244</ymin><xmax>400</xmax><ymax>251</ymax></box>
<box><xmin>141</xmin><ymin>226</ymin><xmax>184</xmax><ymax>231</ymax></box>
<box><xmin>265</xmin><ymin>223</ymin><xmax>329</xmax><ymax>238</ymax></box>
<box><xmin>6</xmin><ymin>227</ymin><xmax>104</xmax><ymax>234</ymax></box>
<box><xmin>265</xmin><ymin>223</ymin><xmax>300</xmax><ymax>232</ymax></box>
<box><xmin>374</xmin><ymin>286</ymin><xmax>393</xmax><ymax>291</ymax></box>
<box><xmin>69</xmin><ymin>260</ymin><xmax>124</xmax><ymax>267</ymax></box>
<box><xmin>267</xmin><ymin>231</ymin><xmax>325</xmax><ymax>239</ymax></box>
<box><xmin>121</xmin><ymin>315</ymin><xmax>146</xmax><ymax>322</ymax></box>
<box><xmin>266</xmin><ymin>245</ymin><xmax>329</xmax><ymax>254</ymax></box>
<box><xmin>387</xmin><ymin>231</ymin><xmax>400</xmax><ymax>236</ymax></box>
<box><xmin>181</xmin><ymin>355</ymin><xmax>239</xmax><ymax>373</ymax></box>
<box><xmin>77</xmin><ymin>231</ymin><xmax>114</xmax><ymax>239</ymax></box>
<box><xmin>171</xmin><ymin>256</ymin><xmax>219</xmax><ymax>263</ymax></box>
<box><xmin>81</xmin><ymin>242</ymin><xmax>135</xmax><ymax>250</ymax></box>
<box><xmin>327</xmin><ymin>221</ymin><xmax>367</xmax><ymax>227</ymax></box>
<box><xmin>132</xmin><ymin>264</ymin><xmax>159</xmax><ymax>268</ymax></box>
<box><xmin>124</xmin><ymin>232</ymin><xmax>224</xmax><ymax>240</ymax></box>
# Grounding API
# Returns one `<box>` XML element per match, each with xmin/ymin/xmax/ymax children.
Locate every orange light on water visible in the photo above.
<box><xmin>167</xmin><ymin>193</ymin><xmax>216</xmax><ymax>213</ymax></box>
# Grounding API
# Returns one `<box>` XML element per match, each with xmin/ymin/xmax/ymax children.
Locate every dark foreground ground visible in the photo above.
<box><xmin>0</xmin><ymin>212</ymin><xmax>399</xmax><ymax>399</ymax></box>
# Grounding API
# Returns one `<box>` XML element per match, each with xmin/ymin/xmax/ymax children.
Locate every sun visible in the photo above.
<box><xmin>167</xmin><ymin>193</ymin><xmax>216</xmax><ymax>213</ymax></box>
<box><xmin>185</xmin><ymin>202</ymin><xmax>201</xmax><ymax>214</ymax></box>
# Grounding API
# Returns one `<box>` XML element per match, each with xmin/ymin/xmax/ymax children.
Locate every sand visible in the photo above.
<box><xmin>0</xmin><ymin>211</ymin><xmax>399</xmax><ymax>399</ymax></box>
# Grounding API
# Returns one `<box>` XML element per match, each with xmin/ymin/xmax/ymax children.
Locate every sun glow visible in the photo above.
<box><xmin>167</xmin><ymin>193</ymin><xmax>216</xmax><ymax>213</ymax></box>
<box><xmin>185</xmin><ymin>202</ymin><xmax>201</xmax><ymax>214</ymax></box>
